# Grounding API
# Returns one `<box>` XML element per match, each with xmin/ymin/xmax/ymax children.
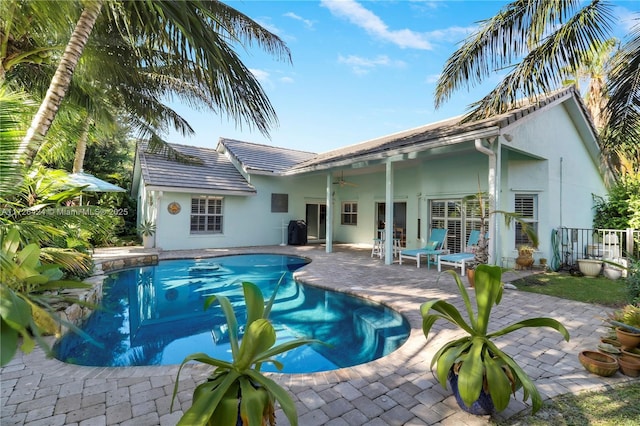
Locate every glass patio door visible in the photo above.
<box><xmin>375</xmin><ymin>202</ymin><xmax>407</xmax><ymax>246</ymax></box>
<box><xmin>306</xmin><ymin>203</ymin><xmax>326</xmax><ymax>242</ymax></box>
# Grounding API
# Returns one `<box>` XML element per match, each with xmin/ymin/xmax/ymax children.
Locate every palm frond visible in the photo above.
<box><xmin>435</xmin><ymin>0</ymin><xmax>614</xmax><ymax>118</ymax></box>
<box><xmin>602</xmin><ymin>19</ymin><xmax>640</xmax><ymax>150</ymax></box>
<box><xmin>0</xmin><ymin>87</ymin><xmax>32</xmax><ymax>193</ymax></box>
<box><xmin>105</xmin><ymin>0</ymin><xmax>288</xmax><ymax>137</ymax></box>
<box><xmin>461</xmin><ymin>1</ymin><xmax>614</xmax><ymax>121</ymax></box>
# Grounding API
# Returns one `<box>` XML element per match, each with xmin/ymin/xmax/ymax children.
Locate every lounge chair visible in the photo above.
<box><xmin>399</xmin><ymin>228</ymin><xmax>448</xmax><ymax>268</ymax></box>
<box><xmin>437</xmin><ymin>230</ymin><xmax>481</xmax><ymax>275</ymax></box>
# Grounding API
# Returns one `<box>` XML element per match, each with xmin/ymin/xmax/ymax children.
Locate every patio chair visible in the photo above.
<box><xmin>372</xmin><ymin>229</ymin><xmax>402</xmax><ymax>259</ymax></box>
<box><xmin>399</xmin><ymin>228</ymin><xmax>448</xmax><ymax>268</ymax></box>
<box><xmin>437</xmin><ymin>230</ymin><xmax>481</xmax><ymax>275</ymax></box>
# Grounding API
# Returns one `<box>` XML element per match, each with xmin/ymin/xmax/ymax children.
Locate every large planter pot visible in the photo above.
<box><xmin>447</xmin><ymin>370</ymin><xmax>494</xmax><ymax>415</ymax></box>
<box><xmin>578</xmin><ymin>350</ymin><xmax>619</xmax><ymax>377</ymax></box>
<box><xmin>618</xmin><ymin>356</ymin><xmax>640</xmax><ymax>377</ymax></box>
<box><xmin>515</xmin><ymin>249</ymin><xmax>535</xmax><ymax>270</ymax></box>
<box><xmin>620</xmin><ymin>347</ymin><xmax>640</xmax><ymax>362</ymax></box>
<box><xmin>616</xmin><ymin>327</ymin><xmax>640</xmax><ymax>349</ymax></box>
<box><xmin>577</xmin><ymin>259</ymin><xmax>602</xmax><ymax>277</ymax></box>
<box><xmin>603</xmin><ymin>266</ymin><xmax>623</xmax><ymax>280</ymax></box>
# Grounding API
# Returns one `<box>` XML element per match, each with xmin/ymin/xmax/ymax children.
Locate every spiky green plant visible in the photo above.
<box><xmin>421</xmin><ymin>265</ymin><xmax>570</xmax><ymax>414</ymax></box>
<box><xmin>171</xmin><ymin>281</ymin><xmax>320</xmax><ymax>426</ymax></box>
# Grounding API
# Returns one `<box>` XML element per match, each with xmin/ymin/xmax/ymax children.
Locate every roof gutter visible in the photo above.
<box><xmin>144</xmin><ymin>185</ymin><xmax>256</xmax><ymax>197</ymax></box>
<box><xmin>286</xmin><ymin>126</ymin><xmax>501</xmax><ymax>175</ymax></box>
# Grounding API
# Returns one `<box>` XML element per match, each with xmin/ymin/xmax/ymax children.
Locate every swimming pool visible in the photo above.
<box><xmin>54</xmin><ymin>254</ymin><xmax>410</xmax><ymax>373</ymax></box>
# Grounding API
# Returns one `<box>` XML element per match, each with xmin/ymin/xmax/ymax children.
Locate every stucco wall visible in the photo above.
<box><xmin>152</xmin><ymin>173</ymin><xmax>326</xmax><ymax>250</ymax></box>
<box><xmin>138</xmin><ymin>100</ymin><xmax>606</xmax><ymax>264</ymax></box>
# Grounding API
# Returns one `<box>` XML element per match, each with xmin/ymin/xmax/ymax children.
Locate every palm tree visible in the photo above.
<box><xmin>434</xmin><ymin>0</ymin><xmax>639</xmax><ymax>178</ymax></box>
<box><xmin>0</xmin><ymin>0</ymin><xmax>78</xmax><ymax>81</ymax></box>
<box><xmin>18</xmin><ymin>0</ymin><xmax>103</xmax><ymax>169</ymax></box>
<box><xmin>13</xmin><ymin>0</ymin><xmax>291</xmax><ymax>169</ymax></box>
<box><xmin>434</xmin><ymin>0</ymin><xmax>615</xmax><ymax>120</ymax></box>
<box><xmin>602</xmin><ymin>19</ymin><xmax>640</xmax><ymax>157</ymax></box>
<box><xmin>563</xmin><ymin>38</ymin><xmax>618</xmax><ymax>130</ymax></box>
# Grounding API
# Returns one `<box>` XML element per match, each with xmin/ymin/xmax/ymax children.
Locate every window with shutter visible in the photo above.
<box><xmin>190</xmin><ymin>196</ymin><xmax>223</xmax><ymax>233</ymax></box>
<box><xmin>514</xmin><ymin>194</ymin><xmax>537</xmax><ymax>246</ymax></box>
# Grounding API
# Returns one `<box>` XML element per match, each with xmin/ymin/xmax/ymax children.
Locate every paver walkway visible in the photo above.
<box><xmin>1</xmin><ymin>244</ymin><xmax>634</xmax><ymax>426</ymax></box>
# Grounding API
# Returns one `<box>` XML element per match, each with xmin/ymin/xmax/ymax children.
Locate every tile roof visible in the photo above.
<box><xmin>290</xmin><ymin>87</ymin><xmax>592</xmax><ymax>171</ymax></box>
<box><xmin>136</xmin><ymin>87</ymin><xmax>596</xmax><ymax>189</ymax></box>
<box><xmin>219</xmin><ymin>138</ymin><xmax>316</xmax><ymax>174</ymax></box>
<box><xmin>137</xmin><ymin>142</ymin><xmax>256</xmax><ymax>194</ymax></box>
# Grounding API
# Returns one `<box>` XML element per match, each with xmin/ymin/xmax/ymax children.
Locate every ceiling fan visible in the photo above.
<box><xmin>333</xmin><ymin>171</ymin><xmax>358</xmax><ymax>187</ymax></box>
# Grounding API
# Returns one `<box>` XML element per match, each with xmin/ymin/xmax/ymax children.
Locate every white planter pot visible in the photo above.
<box><xmin>142</xmin><ymin>235</ymin><xmax>154</xmax><ymax>249</ymax></box>
<box><xmin>603</xmin><ymin>267</ymin><xmax>623</xmax><ymax>280</ymax></box>
<box><xmin>577</xmin><ymin>259</ymin><xmax>602</xmax><ymax>278</ymax></box>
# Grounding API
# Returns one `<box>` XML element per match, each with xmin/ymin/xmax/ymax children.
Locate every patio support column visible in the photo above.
<box><xmin>384</xmin><ymin>161</ymin><xmax>394</xmax><ymax>264</ymax></box>
<box><xmin>325</xmin><ymin>172</ymin><xmax>333</xmax><ymax>253</ymax></box>
<box><xmin>475</xmin><ymin>138</ymin><xmax>497</xmax><ymax>264</ymax></box>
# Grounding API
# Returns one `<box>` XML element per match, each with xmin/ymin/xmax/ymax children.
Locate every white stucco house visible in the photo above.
<box><xmin>131</xmin><ymin>88</ymin><xmax>608</xmax><ymax>266</ymax></box>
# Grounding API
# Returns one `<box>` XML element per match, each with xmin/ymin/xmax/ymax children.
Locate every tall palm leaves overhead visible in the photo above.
<box><xmin>563</xmin><ymin>38</ymin><xmax>618</xmax><ymax>130</ymax></box>
<box><xmin>603</xmin><ymin>19</ymin><xmax>640</xmax><ymax>151</ymax></box>
<box><xmin>14</xmin><ymin>0</ymin><xmax>291</xmax><ymax>168</ymax></box>
<box><xmin>434</xmin><ymin>0</ymin><xmax>615</xmax><ymax>121</ymax></box>
<box><xmin>19</xmin><ymin>0</ymin><xmax>103</xmax><ymax>169</ymax></box>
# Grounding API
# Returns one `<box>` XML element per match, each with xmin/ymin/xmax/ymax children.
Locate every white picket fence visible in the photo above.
<box><xmin>597</xmin><ymin>228</ymin><xmax>640</xmax><ymax>260</ymax></box>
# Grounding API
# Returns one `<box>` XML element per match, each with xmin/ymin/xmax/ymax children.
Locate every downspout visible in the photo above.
<box><xmin>475</xmin><ymin>138</ymin><xmax>497</xmax><ymax>264</ymax></box>
<box><xmin>154</xmin><ymin>190</ymin><xmax>162</xmax><ymax>249</ymax></box>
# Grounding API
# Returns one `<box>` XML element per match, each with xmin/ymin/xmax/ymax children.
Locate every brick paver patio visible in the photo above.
<box><xmin>1</xmin><ymin>244</ymin><xmax>634</xmax><ymax>425</ymax></box>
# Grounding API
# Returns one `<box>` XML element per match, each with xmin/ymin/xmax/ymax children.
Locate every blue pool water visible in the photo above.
<box><xmin>54</xmin><ymin>254</ymin><xmax>410</xmax><ymax>373</ymax></box>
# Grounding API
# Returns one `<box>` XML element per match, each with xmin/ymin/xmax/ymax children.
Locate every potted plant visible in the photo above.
<box><xmin>422</xmin><ymin>265</ymin><xmax>570</xmax><ymax>415</ymax></box>
<box><xmin>515</xmin><ymin>245</ymin><xmax>536</xmax><ymax>269</ymax></box>
<box><xmin>138</xmin><ymin>220</ymin><xmax>156</xmax><ymax>249</ymax></box>
<box><xmin>463</xmin><ymin>181</ymin><xmax>539</xmax><ymax>284</ymax></box>
<box><xmin>171</xmin><ymin>281</ymin><xmax>319</xmax><ymax>426</ymax></box>
<box><xmin>606</xmin><ymin>304</ymin><xmax>640</xmax><ymax>349</ymax></box>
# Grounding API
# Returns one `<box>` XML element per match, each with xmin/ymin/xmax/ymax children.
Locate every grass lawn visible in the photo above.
<box><xmin>494</xmin><ymin>382</ymin><xmax>640</xmax><ymax>426</ymax></box>
<box><xmin>498</xmin><ymin>271</ymin><xmax>639</xmax><ymax>425</ymax></box>
<box><xmin>510</xmin><ymin>272</ymin><xmax>629</xmax><ymax>307</ymax></box>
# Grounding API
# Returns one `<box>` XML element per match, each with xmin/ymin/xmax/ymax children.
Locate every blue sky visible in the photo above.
<box><xmin>167</xmin><ymin>0</ymin><xmax>639</xmax><ymax>154</ymax></box>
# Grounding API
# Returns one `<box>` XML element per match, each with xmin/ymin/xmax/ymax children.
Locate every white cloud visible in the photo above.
<box><xmin>426</xmin><ymin>25</ymin><xmax>476</xmax><ymax>43</ymax></box>
<box><xmin>284</xmin><ymin>12</ymin><xmax>315</xmax><ymax>29</ymax></box>
<box><xmin>321</xmin><ymin>0</ymin><xmax>433</xmax><ymax>50</ymax></box>
<box><xmin>338</xmin><ymin>54</ymin><xmax>406</xmax><ymax>75</ymax></box>
<box><xmin>250</xmin><ymin>68</ymin><xmax>271</xmax><ymax>85</ymax></box>
<box><xmin>425</xmin><ymin>73</ymin><xmax>440</xmax><ymax>84</ymax></box>
<box><xmin>280</xmin><ymin>76</ymin><xmax>295</xmax><ymax>84</ymax></box>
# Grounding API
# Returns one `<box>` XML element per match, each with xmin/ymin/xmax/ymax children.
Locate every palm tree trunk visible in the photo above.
<box><xmin>18</xmin><ymin>0</ymin><xmax>102</xmax><ymax>169</ymax></box>
<box><xmin>72</xmin><ymin>114</ymin><xmax>92</xmax><ymax>173</ymax></box>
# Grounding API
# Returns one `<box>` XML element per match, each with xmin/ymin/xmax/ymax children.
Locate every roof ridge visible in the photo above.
<box><xmin>219</xmin><ymin>137</ymin><xmax>316</xmax><ymax>155</ymax></box>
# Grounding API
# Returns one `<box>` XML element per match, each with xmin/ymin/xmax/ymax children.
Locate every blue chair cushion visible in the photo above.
<box><xmin>426</xmin><ymin>241</ymin><xmax>439</xmax><ymax>250</ymax></box>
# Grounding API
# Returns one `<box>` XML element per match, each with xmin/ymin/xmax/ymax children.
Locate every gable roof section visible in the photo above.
<box><xmin>219</xmin><ymin>138</ymin><xmax>316</xmax><ymax>175</ymax></box>
<box><xmin>137</xmin><ymin>142</ymin><xmax>256</xmax><ymax>195</ymax></box>
<box><xmin>288</xmin><ymin>87</ymin><xmax>599</xmax><ymax>173</ymax></box>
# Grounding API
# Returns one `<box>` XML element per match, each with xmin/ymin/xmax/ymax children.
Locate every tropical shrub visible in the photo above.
<box><xmin>626</xmin><ymin>259</ymin><xmax>640</xmax><ymax>304</ymax></box>
<box><xmin>0</xmin><ymin>229</ymin><xmax>92</xmax><ymax>366</ymax></box>
<box><xmin>593</xmin><ymin>175</ymin><xmax>640</xmax><ymax>230</ymax></box>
